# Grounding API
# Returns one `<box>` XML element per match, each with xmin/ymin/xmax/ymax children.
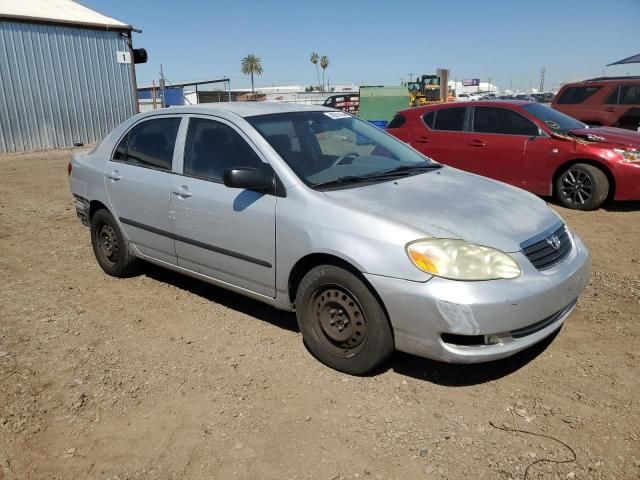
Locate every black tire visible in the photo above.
<box><xmin>90</xmin><ymin>209</ymin><xmax>139</xmax><ymax>277</ymax></box>
<box><xmin>295</xmin><ymin>265</ymin><xmax>394</xmax><ymax>375</ymax></box>
<box><xmin>555</xmin><ymin>163</ymin><xmax>609</xmax><ymax>210</ymax></box>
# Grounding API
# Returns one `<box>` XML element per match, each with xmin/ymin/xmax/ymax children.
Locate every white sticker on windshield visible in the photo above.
<box><xmin>323</xmin><ymin>111</ymin><xmax>351</xmax><ymax>119</ymax></box>
<box><xmin>545</xmin><ymin>120</ymin><xmax>560</xmax><ymax>129</ymax></box>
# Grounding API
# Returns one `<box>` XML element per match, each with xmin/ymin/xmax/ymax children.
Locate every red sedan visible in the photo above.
<box><xmin>386</xmin><ymin>101</ymin><xmax>640</xmax><ymax>210</ymax></box>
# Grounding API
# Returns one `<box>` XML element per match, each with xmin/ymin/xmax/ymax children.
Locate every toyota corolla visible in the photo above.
<box><xmin>68</xmin><ymin>103</ymin><xmax>591</xmax><ymax>374</ymax></box>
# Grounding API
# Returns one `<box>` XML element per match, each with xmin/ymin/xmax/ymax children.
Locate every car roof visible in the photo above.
<box><xmin>398</xmin><ymin>100</ymin><xmax>532</xmax><ymax>114</ymax></box>
<box><xmin>139</xmin><ymin>102</ymin><xmax>333</xmax><ymax>119</ymax></box>
<box><xmin>561</xmin><ymin>76</ymin><xmax>640</xmax><ymax>87</ymax></box>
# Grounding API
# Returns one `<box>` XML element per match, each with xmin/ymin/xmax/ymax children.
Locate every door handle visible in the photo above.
<box><xmin>106</xmin><ymin>170</ymin><xmax>121</xmax><ymax>181</ymax></box>
<box><xmin>171</xmin><ymin>186</ymin><xmax>192</xmax><ymax>198</ymax></box>
<box><xmin>468</xmin><ymin>140</ymin><xmax>486</xmax><ymax>147</ymax></box>
<box><xmin>605</xmin><ymin>107</ymin><xmax>616</xmax><ymax>112</ymax></box>
<box><xmin>415</xmin><ymin>136</ymin><xmax>430</xmax><ymax>143</ymax></box>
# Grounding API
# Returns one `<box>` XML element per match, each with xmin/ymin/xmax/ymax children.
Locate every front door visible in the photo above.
<box><xmin>465</xmin><ymin>106</ymin><xmax>540</xmax><ymax>186</ymax></box>
<box><xmin>104</xmin><ymin>116</ymin><xmax>182</xmax><ymax>265</ymax></box>
<box><xmin>171</xmin><ymin>116</ymin><xmax>276</xmax><ymax>297</ymax></box>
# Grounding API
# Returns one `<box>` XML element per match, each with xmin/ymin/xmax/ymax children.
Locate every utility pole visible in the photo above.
<box><xmin>408</xmin><ymin>73</ymin><xmax>415</xmax><ymax>83</ymax></box>
<box><xmin>488</xmin><ymin>77</ymin><xmax>492</xmax><ymax>93</ymax></box>
<box><xmin>539</xmin><ymin>66</ymin><xmax>546</xmax><ymax>92</ymax></box>
<box><xmin>159</xmin><ymin>64</ymin><xmax>166</xmax><ymax>108</ymax></box>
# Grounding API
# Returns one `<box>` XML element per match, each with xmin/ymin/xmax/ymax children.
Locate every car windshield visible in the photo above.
<box><xmin>248</xmin><ymin>111</ymin><xmax>438</xmax><ymax>189</ymax></box>
<box><xmin>522</xmin><ymin>103</ymin><xmax>586</xmax><ymax>133</ymax></box>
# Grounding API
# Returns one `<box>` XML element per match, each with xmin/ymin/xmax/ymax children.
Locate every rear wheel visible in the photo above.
<box><xmin>90</xmin><ymin>209</ymin><xmax>139</xmax><ymax>277</ymax></box>
<box><xmin>295</xmin><ymin>265</ymin><xmax>394</xmax><ymax>375</ymax></box>
<box><xmin>555</xmin><ymin>163</ymin><xmax>609</xmax><ymax>210</ymax></box>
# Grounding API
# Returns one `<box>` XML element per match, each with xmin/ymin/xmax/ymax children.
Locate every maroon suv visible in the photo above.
<box><xmin>552</xmin><ymin>77</ymin><xmax>640</xmax><ymax>130</ymax></box>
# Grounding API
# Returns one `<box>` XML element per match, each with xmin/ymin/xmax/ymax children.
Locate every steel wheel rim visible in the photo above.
<box><xmin>560</xmin><ymin>169</ymin><xmax>593</xmax><ymax>205</ymax></box>
<box><xmin>310</xmin><ymin>285</ymin><xmax>367</xmax><ymax>357</ymax></box>
<box><xmin>96</xmin><ymin>223</ymin><xmax>118</xmax><ymax>266</ymax></box>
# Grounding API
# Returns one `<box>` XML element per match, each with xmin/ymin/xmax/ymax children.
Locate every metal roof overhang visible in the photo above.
<box><xmin>607</xmin><ymin>54</ymin><xmax>640</xmax><ymax>66</ymax></box>
<box><xmin>0</xmin><ymin>13</ymin><xmax>140</xmax><ymax>33</ymax></box>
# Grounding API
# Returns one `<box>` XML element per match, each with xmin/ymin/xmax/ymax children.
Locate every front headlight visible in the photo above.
<box><xmin>614</xmin><ymin>148</ymin><xmax>640</xmax><ymax>163</ymax></box>
<box><xmin>406</xmin><ymin>239</ymin><xmax>521</xmax><ymax>281</ymax></box>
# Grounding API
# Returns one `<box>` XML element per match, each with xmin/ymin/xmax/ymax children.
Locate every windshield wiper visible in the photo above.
<box><xmin>312</xmin><ymin>164</ymin><xmax>442</xmax><ymax>190</ymax></box>
<box><xmin>367</xmin><ymin>163</ymin><xmax>443</xmax><ymax>178</ymax></box>
<box><xmin>312</xmin><ymin>175</ymin><xmax>373</xmax><ymax>189</ymax></box>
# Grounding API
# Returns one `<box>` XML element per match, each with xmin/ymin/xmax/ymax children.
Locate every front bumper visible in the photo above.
<box><xmin>365</xmin><ymin>233</ymin><xmax>591</xmax><ymax>363</ymax></box>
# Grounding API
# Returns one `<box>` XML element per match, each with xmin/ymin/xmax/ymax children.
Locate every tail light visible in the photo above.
<box><xmin>67</xmin><ymin>161</ymin><xmax>72</xmax><ymax>176</ymax></box>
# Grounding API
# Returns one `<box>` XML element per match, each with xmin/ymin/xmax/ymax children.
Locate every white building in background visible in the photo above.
<box><xmin>449</xmin><ymin>81</ymin><xmax>499</xmax><ymax>96</ymax></box>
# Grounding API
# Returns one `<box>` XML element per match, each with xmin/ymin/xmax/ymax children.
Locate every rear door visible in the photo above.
<box><xmin>465</xmin><ymin>106</ymin><xmax>540</xmax><ymax>185</ymax></box>
<box><xmin>385</xmin><ymin>113</ymin><xmax>411</xmax><ymax>143</ymax></box>
<box><xmin>170</xmin><ymin>115</ymin><xmax>276</xmax><ymax>297</ymax></box>
<box><xmin>104</xmin><ymin>116</ymin><xmax>182</xmax><ymax>264</ymax></box>
<box><xmin>410</xmin><ymin>106</ymin><xmax>469</xmax><ymax>166</ymax></box>
<box><xmin>604</xmin><ymin>84</ymin><xmax>640</xmax><ymax>129</ymax></box>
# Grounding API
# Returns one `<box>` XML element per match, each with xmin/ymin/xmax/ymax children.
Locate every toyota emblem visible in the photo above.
<box><xmin>547</xmin><ymin>235</ymin><xmax>561</xmax><ymax>250</ymax></box>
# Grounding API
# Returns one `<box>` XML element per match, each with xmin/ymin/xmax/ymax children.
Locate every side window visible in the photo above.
<box><xmin>183</xmin><ymin>118</ymin><xmax>264</xmax><ymax>182</ymax></box>
<box><xmin>114</xmin><ymin>117</ymin><xmax>181</xmax><ymax>171</ymax></box>
<box><xmin>113</xmin><ymin>132</ymin><xmax>129</xmax><ymax>161</ymax></box>
<box><xmin>473</xmin><ymin>107</ymin><xmax>539</xmax><ymax>136</ymax></box>
<box><xmin>422</xmin><ymin>111</ymin><xmax>435</xmax><ymax>128</ymax></box>
<box><xmin>387</xmin><ymin>113</ymin><xmax>406</xmax><ymax>129</ymax></box>
<box><xmin>618</xmin><ymin>84</ymin><xmax>640</xmax><ymax>105</ymax></box>
<box><xmin>432</xmin><ymin>107</ymin><xmax>466</xmax><ymax>131</ymax></box>
<box><xmin>556</xmin><ymin>86</ymin><xmax>600</xmax><ymax>104</ymax></box>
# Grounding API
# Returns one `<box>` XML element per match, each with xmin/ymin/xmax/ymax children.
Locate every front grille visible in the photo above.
<box><xmin>521</xmin><ymin>224</ymin><xmax>572</xmax><ymax>270</ymax></box>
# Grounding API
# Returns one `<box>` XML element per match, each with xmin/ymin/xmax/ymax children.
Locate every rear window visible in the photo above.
<box><xmin>387</xmin><ymin>113</ymin><xmax>406</xmax><ymax>129</ymax></box>
<box><xmin>432</xmin><ymin>107</ymin><xmax>466</xmax><ymax>131</ymax></box>
<box><xmin>556</xmin><ymin>86</ymin><xmax>601</xmax><ymax>104</ymax></box>
<box><xmin>113</xmin><ymin>117</ymin><xmax>181</xmax><ymax>171</ymax></box>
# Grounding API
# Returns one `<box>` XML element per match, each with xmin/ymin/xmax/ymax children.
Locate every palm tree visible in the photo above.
<box><xmin>320</xmin><ymin>56</ymin><xmax>329</xmax><ymax>91</ymax></box>
<box><xmin>241</xmin><ymin>54</ymin><xmax>263</xmax><ymax>94</ymax></box>
<box><xmin>310</xmin><ymin>52</ymin><xmax>321</xmax><ymax>91</ymax></box>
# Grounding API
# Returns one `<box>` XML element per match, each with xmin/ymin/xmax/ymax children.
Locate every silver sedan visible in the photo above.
<box><xmin>68</xmin><ymin>102</ymin><xmax>591</xmax><ymax>374</ymax></box>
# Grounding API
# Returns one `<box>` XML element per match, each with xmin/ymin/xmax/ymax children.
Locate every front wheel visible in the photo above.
<box><xmin>295</xmin><ymin>265</ymin><xmax>394</xmax><ymax>375</ymax></box>
<box><xmin>555</xmin><ymin>163</ymin><xmax>609</xmax><ymax>210</ymax></box>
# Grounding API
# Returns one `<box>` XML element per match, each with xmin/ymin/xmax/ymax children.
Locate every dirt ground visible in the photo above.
<box><xmin>0</xmin><ymin>149</ymin><xmax>638</xmax><ymax>480</ymax></box>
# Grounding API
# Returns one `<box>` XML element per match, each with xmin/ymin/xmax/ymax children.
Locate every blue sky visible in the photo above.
<box><xmin>85</xmin><ymin>0</ymin><xmax>640</xmax><ymax>91</ymax></box>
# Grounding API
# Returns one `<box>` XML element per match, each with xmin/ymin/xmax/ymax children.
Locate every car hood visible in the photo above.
<box><xmin>568</xmin><ymin>127</ymin><xmax>640</xmax><ymax>149</ymax></box>
<box><xmin>323</xmin><ymin>167</ymin><xmax>561</xmax><ymax>253</ymax></box>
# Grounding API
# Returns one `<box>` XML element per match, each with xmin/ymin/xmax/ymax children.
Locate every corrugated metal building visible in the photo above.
<box><xmin>0</xmin><ymin>0</ymin><xmax>139</xmax><ymax>153</ymax></box>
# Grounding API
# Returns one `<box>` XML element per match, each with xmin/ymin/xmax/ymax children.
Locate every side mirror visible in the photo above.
<box><xmin>223</xmin><ymin>166</ymin><xmax>273</xmax><ymax>192</ymax></box>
